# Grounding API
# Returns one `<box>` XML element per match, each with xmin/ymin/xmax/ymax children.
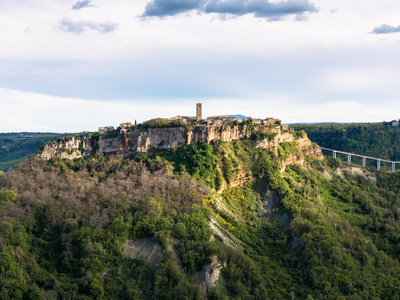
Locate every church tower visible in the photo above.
<box><xmin>196</xmin><ymin>103</ymin><xmax>202</xmax><ymax>122</ymax></box>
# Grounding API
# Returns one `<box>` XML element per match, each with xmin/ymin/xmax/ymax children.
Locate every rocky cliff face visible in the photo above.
<box><xmin>256</xmin><ymin>132</ymin><xmax>322</xmax><ymax>157</ymax></box>
<box><xmin>99</xmin><ymin>125</ymin><xmax>282</xmax><ymax>154</ymax></box>
<box><xmin>37</xmin><ymin>136</ymin><xmax>92</xmax><ymax>160</ymax></box>
<box><xmin>38</xmin><ymin>125</ymin><xmax>322</xmax><ymax>163</ymax></box>
<box><xmin>277</xmin><ymin>133</ymin><xmax>323</xmax><ymax>172</ymax></box>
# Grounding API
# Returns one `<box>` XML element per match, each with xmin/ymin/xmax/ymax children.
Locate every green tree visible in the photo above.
<box><xmin>0</xmin><ymin>189</ymin><xmax>16</xmax><ymax>206</ymax></box>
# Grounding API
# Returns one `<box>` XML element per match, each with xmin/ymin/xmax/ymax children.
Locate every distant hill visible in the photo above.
<box><xmin>0</xmin><ymin>132</ymin><xmax>70</xmax><ymax>171</ymax></box>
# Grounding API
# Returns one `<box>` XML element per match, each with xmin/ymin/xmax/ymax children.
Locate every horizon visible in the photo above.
<box><xmin>0</xmin><ymin>119</ymin><xmax>394</xmax><ymax>135</ymax></box>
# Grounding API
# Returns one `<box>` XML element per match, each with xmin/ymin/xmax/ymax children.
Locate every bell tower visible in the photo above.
<box><xmin>196</xmin><ymin>103</ymin><xmax>202</xmax><ymax>122</ymax></box>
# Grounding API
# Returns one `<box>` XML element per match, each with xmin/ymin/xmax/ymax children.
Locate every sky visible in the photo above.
<box><xmin>1</xmin><ymin>0</ymin><xmax>400</xmax><ymax>132</ymax></box>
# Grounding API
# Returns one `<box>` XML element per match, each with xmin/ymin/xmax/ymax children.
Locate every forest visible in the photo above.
<box><xmin>1</xmin><ymin>131</ymin><xmax>400</xmax><ymax>299</ymax></box>
<box><xmin>0</xmin><ymin>133</ymin><xmax>67</xmax><ymax>171</ymax></box>
<box><xmin>293</xmin><ymin>122</ymin><xmax>400</xmax><ymax>161</ymax></box>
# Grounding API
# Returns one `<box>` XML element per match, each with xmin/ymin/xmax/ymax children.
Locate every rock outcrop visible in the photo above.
<box><xmin>122</xmin><ymin>238</ymin><xmax>163</xmax><ymax>272</ymax></box>
<box><xmin>37</xmin><ymin>124</ymin><xmax>323</xmax><ymax>163</ymax></box>
<box><xmin>38</xmin><ymin>136</ymin><xmax>92</xmax><ymax>160</ymax></box>
<box><xmin>279</xmin><ymin>135</ymin><xmax>323</xmax><ymax>172</ymax></box>
<box><xmin>199</xmin><ymin>255</ymin><xmax>223</xmax><ymax>296</ymax></box>
<box><xmin>99</xmin><ymin>124</ymin><xmax>282</xmax><ymax>154</ymax></box>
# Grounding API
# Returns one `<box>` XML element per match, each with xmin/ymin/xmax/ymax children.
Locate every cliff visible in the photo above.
<box><xmin>3</xmin><ymin>129</ymin><xmax>400</xmax><ymax>299</ymax></box>
<box><xmin>37</xmin><ymin>125</ymin><xmax>322</xmax><ymax>161</ymax></box>
<box><xmin>38</xmin><ymin>136</ymin><xmax>92</xmax><ymax>160</ymax></box>
<box><xmin>254</xmin><ymin>132</ymin><xmax>323</xmax><ymax>172</ymax></box>
<box><xmin>99</xmin><ymin>124</ymin><xmax>283</xmax><ymax>154</ymax></box>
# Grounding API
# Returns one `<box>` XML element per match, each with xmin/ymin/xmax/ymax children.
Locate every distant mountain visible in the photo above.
<box><xmin>226</xmin><ymin>114</ymin><xmax>247</xmax><ymax>119</ymax></box>
<box><xmin>287</xmin><ymin>122</ymin><xmax>361</xmax><ymax>125</ymax></box>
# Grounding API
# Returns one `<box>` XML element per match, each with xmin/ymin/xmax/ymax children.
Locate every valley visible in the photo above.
<box><xmin>1</xmin><ymin>125</ymin><xmax>400</xmax><ymax>299</ymax></box>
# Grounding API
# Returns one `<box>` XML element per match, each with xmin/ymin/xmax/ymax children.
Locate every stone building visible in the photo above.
<box><xmin>251</xmin><ymin>118</ymin><xmax>263</xmax><ymax>125</ymax></box>
<box><xmin>99</xmin><ymin>126</ymin><xmax>115</xmax><ymax>135</ymax></box>
<box><xmin>170</xmin><ymin>115</ymin><xmax>197</xmax><ymax>123</ymax></box>
<box><xmin>264</xmin><ymin>118</ymin><xmax>280</xmax><ymax>125</ymax></box>
<box><xmin>207</xmin><ymin>115</ymin><xmax>236</xmax><ymax>125</ymax></box>
<box><xmin>120</xmin><ymin>122</ymin><xmax>133</xmax><ymax>129</ymax></box>
<box><xmin>196</xmin><ymin>103</ymin><xmax>202</xmax><ymax>121</ymax></box>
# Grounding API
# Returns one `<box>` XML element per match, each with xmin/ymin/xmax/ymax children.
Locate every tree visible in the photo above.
<box><xmin>0</xmin><ymin>189</ymin><xmax>16</xmax><ymax>206</ymax></box>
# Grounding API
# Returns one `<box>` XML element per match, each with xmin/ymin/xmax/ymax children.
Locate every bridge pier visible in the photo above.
<box><xmin>321</xmin><ymin>147</ymin><xmax>397</xmax><ymax>172</ymax></box>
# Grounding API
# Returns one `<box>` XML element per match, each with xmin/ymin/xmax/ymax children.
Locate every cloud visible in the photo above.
<box><xmin>58</xmin><ymin>18</ymin><xmax>119</xmax><ymax>35</ymax></box>
<box><xmin>72</xmin><ymin>0</ymin><xmax>95</xmax><ymax>10</ymax></box>
<box><xmin>0</xmin><ymin>88</ymin><xmax>206</xmax><ymax>132</ymax></box>
<box><xmin>2</xmin><ymin>86</ymin><xmax>400</xmax><ymax>132</ymax></box>
<box><xmin>372</xmin><ymin>24</ymin><xmax>400</xmax><ymax>34</ymax></box>
<box><xmin>142</xmin><ymin>0</ymin><xmax>317</xmax><ymax>20</ymax></box>
<box><xmin>143</xmin><ymin>0</ymin><xmax>202</xmax><ymax>17</ymax></box>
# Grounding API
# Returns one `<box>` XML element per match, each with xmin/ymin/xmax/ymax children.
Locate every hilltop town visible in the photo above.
<box><xmin>37</xmin><ymin>103</ymin><xmax>311</xmax><ymax>160</ymax></box>
<box><xmin>99</xmin><ymin>103</ymin><xmax>288</xmax><ymax>134</ymax></box>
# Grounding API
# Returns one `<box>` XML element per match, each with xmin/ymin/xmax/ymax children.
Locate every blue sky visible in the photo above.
<box><xmin>1</xmin><ymin>0</ymin><xmax>400</xmax><ymax>132</ymax></box>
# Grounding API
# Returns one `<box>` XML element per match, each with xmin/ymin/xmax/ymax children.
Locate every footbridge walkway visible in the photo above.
<box><xmin>320</xmin><ymin>147</ymin><xmax>398</xmax><ymax>172</ymax></box>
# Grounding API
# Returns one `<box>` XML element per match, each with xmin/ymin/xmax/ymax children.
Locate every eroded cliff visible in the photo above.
<box><xmin>37</xmin><ymin>124</ymin><xmax>322</xmax><ymax>162</ymax></box>
<box><xmin>38</xmin><ymin>136</ymin><xmax>92</xmax><ymax>160</ymax></box>
<box><xmin>99</xmin><ymin>124</ymin><xmax>282</xmax><ymax>154</ymax></box>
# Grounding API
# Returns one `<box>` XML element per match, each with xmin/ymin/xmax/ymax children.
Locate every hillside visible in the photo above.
<box><xmin>1</xmin><ymin>134</ymin><xmax>400</xmax><ymax>299</ymax></box>
<box><xmin>0</xmin><ymin>133</ymin><xmax>68</xmax><ymax>171</ymax></box>
<box><xmin>293</xmin><ymin>122</ymin><xmax>400</xmax><ymax>161</ymax></box>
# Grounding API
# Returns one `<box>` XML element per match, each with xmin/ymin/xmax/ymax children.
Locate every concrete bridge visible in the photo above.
<box><xmin>320</xmin><ymin>147</ymin><xmax>398</xmax><ymax>172</ymax></box>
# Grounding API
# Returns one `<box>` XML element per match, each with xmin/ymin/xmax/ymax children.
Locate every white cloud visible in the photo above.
<box><xmin>72</xmin><ymin>0</ymin><xmax>95</xmax><ymax>10</ymax></box>
<box><xmin>1</xmin><ymin>88</ymin><xmax>400</xmax><ymax>133</ymax></box>
<box><xmin>58</xmin><ymin>17</ymin><xmax>119</xmax><ymax>35</ymax></box>
<box><xmin>372</xmin><ymin>24</ymin><xmax>400</xmax><ymax>34</ymax></box>
<box><xmin>141</xmin><ymin>0</ymin><xmax>317</xmax><ymax>20</ymax></box>
<box><xmin>0</xmin><ymin>88</ymin><xmax>202</xmax><ymax>132</ymax></box>
<box><xmin>1</xmin><ymin>0</ymin><xmax>400</xmax><ymax>132</ymax></box>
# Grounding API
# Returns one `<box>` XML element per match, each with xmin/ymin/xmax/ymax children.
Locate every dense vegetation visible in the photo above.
<box><xmin>293</xmin><ymin>122</ymin><xmax>400</xmax><ymax>161</ymax></box>
<box><xmin>0</xmin><ymin>133</ymin><xmax>68</xmax><ymax>171</ymax></box>
<box><xmin>1</xmin><ymin>134</ymin><xmax>400</xmax><ymax>299</ymax></box>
